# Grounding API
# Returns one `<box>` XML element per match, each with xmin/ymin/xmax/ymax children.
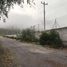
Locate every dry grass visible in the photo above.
<box><xmin>0</xmin><ymin>45</ymin><xmax>16</xmax><ymax>67</ymax></box>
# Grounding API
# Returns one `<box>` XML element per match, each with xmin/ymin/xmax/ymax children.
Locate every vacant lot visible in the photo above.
<box><xmin>0</xmin><ymin>36</ymin><xmax>67</xmax><ymax>67</ymax></box>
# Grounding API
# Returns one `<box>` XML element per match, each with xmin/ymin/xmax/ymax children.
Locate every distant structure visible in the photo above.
<box><xmin>52</xmin><ymin>18</ymin><xmax>60</xmax><ymax>29</ymax></box>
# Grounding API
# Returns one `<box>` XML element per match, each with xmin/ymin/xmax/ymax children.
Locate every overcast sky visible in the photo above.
<box><xmin>0</xmin><ymin>0</ymin><xmax>67</xmax><ymax>30</ymax></box>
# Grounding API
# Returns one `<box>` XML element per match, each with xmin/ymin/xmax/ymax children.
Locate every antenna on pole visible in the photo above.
<box><xmin>41</xmin><ymin>1</ymin><xmax>48</xmax><ymax>31</ymax></box>
<box><xmin>52</xmin><ymin>18</ymin><xmax>60</xmax><ymax>29</ymax></box>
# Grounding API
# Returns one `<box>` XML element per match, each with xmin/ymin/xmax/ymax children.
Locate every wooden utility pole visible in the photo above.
<box><xmin>41</xmin><ymin>1</ymin><xmax>48</xmax><ymax>31</ymax></box>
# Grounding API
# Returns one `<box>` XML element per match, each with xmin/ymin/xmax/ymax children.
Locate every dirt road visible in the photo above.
<box><xmin>0</xmin><ymin>37</ymin><xmax>67</xmax><ymax>67</ymax></box>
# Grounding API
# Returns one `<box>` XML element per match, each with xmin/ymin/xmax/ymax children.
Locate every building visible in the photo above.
<box><xmin>46</xmin><ymin>27</ymin><xmax>67</xmax><ymax>46</ymax></box>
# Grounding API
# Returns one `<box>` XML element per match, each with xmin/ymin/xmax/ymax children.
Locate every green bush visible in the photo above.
<box><xmin>19</xmin><ymin>29</ymin><xmax>37</xmax><ymax>42</ymax></box>
<box><xmin>39</xmin><ymin>30</ymin><xmax>63</xmax><ymax>48</ymax></box>
<box><xmin>39</xmin><ymin>32</ymin><xmax>50</xmax><ymax>46</ymax></box>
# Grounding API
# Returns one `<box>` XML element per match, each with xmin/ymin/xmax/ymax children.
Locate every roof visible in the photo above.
<box><xmin>45</xmin><ymin>26</ymin><xmax>67</xmax><ymax>31</ymax></box>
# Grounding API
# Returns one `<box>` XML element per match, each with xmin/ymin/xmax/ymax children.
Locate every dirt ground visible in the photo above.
<box><xmin>0</xmin><ymin>36</ymin><xmax>67</xmax><ymax>67</ymax></box>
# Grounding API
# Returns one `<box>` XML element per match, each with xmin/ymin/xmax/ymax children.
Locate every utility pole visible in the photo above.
<box><xmin>38</xmin><ymin>24</ymin><xmax>39</xmax><ymax>32</ymax></box>
<box><xmin>54</xmin><ymin>19</ymin><xmax>57</xmax><ymax>28</ymax></box>
<box><xmin>41</xmin><ymin>1</ymin><xmax>48</xmax><ymax>31</ymax></box>
<box><xmin>33</xmin><ymin>25</ymin><xmax>36</xmax><ymax>31</ymax></box>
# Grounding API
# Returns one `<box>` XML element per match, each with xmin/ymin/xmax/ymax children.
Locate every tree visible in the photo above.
<box><xmin>19</xmin><ymin>29</ymin><xmax>37</xmax><ymax>42</ymax></box>
<box><xmin>0</xmin><ymin>0</ymin><xmax>34</xmax><ymax>22</ymax></box>
<box><xmin>39</xmin><ymin>30</ymin><xmax>63</xmax><ymax>48</ymax></box>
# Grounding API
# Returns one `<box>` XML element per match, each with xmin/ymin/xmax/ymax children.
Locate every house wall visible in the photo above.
<box><xmin>55</xmin><ymin>28</ymin><xmax>67</xmax><ymax>46</ymax></box>
<box><xmin>36</xmin><ymin>28</ymin><xmax>67</xmax><ymax>46</ymax></box>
